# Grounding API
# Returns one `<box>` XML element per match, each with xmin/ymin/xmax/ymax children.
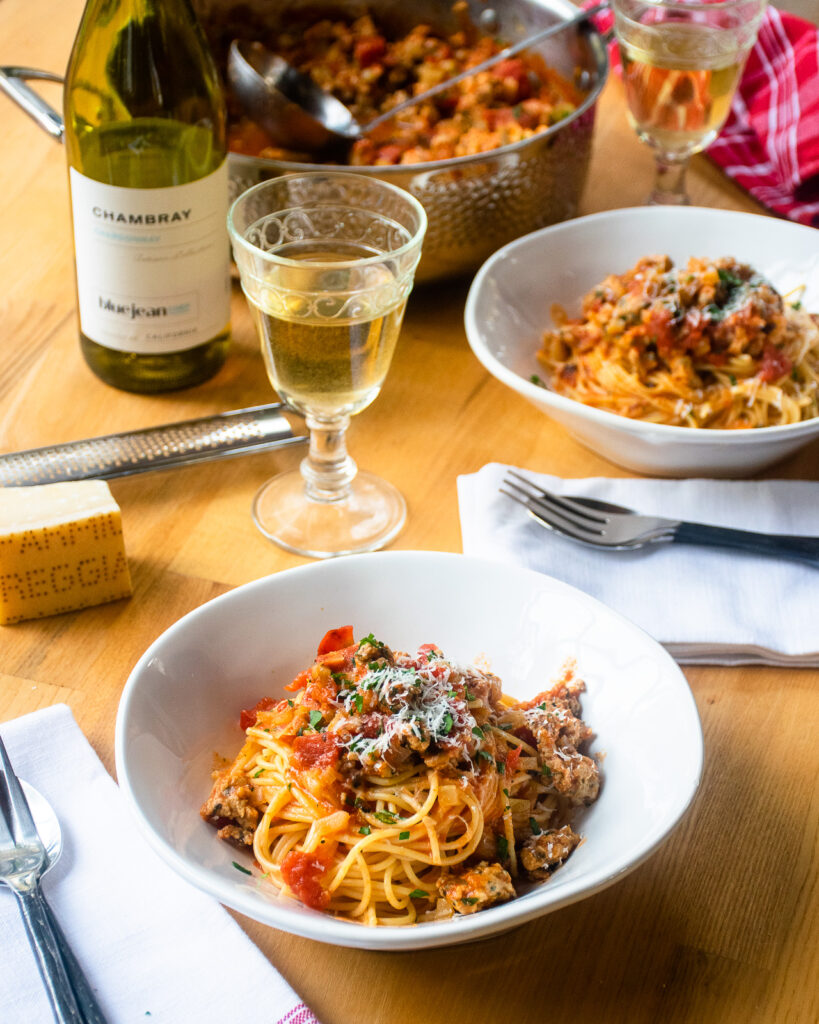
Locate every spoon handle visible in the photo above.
<box><xmin>361</xmin><ymin>2</ymin><xmax>609</xmax><ymax>134</ymax></box>
<box><xmin>14</xmin><ymin>887</ymin><xmax>85</xmax><ymax>1024</ymax></box>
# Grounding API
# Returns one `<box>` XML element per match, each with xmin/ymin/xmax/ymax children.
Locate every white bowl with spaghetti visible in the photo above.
<box><xmin>115</xmin><ymin>551</ymin><xmax>702</xmax><ymax>951</ymax></box>
<box><xmin>465</xmin><ymin>206</ymin><xmax>819</xmax><ymax>477</ymax></box>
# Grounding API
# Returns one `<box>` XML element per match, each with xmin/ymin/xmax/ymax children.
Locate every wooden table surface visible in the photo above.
<box><xmin>1</xmin><ymin>1</ymin><xmax>817</xmax><ymax>1021</ymax></box>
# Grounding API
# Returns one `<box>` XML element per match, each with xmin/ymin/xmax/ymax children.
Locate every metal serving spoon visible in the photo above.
<box><xmin>6</xmin><ymin>781</ymin><xmax>108</xmax><ymax>1023</ymax></box>
<box><xmin>228</xmin><ymin>2</ymin><xmax>607</xmax><ymax>152</ymax></box>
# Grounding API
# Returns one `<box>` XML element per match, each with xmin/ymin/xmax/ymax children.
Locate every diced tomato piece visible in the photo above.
<box><xmin>228</xmin><ymin>120</ymin><xmax>273</xmax><ymax>157</ymax></box>
<box><xmin>494</xmin><ymin>58</ymin><xmax>532</xmax><ymax>101</ymax></box>
<box><xmin>506</xmin><ymin>747</ymin><xmax>522</xmax><ymax>775</ymax></box>
<box><xmin>316</xmin><ymin>644</ymin><xmax>358</xmax><ymax>671</ymax></box>
<box><xmin>281</xmin><ymin>850</ymin><xmax>331</xmax><ymax>910</ymax></box>
<box><xmin>758</xmin><ymin>345</ymin><xmax>792</xmax><ymax>383</ymax></box>
<box><xmin>239</xmin><ymin>696</ymin><xmax>276</xmax><ymax>730</ymax></box>
<box><xmin>485</xmin><ymin>107</ymin><xmax>516</xmax><ymax>130</ymax></box>
<box><xmin>284</xmin><ymin>668</ymin><xmax>312</xmax><ymax>693</ymax></box>
<box><xmin>292</xmin><ymin>732</ymin><xmax>340</xmax><ymax>770</ymax></box>
<box><xmin>375</xmin><ymin>144</ymin><xmax>404</xmax><ymax>164</ymax></box>
<box><xmin>645</xmin><ymin>307</ymin><xmax>675</xmax><ymax>357</ymax></box>
<box><xmin>317</xmin><ymin>626</ymin><xmax>355</xmax><ymax>657</ymax></box>
<box><xmin>302</xmin><ymin>671</ymin><xmax>341</xmax><ymax>708</ymax></box>
<box><xmin>354</xmin><ymin>36</ymin><xmax>386</xmax><ymax>67</ymax></box>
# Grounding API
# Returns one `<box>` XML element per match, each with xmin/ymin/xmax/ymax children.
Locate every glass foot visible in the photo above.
<box><xmin>252</xmin><ymin>468</ymin><xmax>407</xmax><ymax>558</ymax></box>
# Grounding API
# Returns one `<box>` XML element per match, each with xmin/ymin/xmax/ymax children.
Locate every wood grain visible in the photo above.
<box><xmin>0</xmin><ymin>2</ymin><xmax>816</xmax><ymax>1022</ymax></box>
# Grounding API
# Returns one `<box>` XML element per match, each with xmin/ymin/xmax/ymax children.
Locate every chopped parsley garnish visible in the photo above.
<box><xmin>718</xmin><ymin>267</ymin><xmax>743</xmax><ymax>288</ymax></box>
<box><xmin>352</xmin><ymin>693</ymin><xmax>364</xmax><ymax>714</ymax></box>
<box><xmin>308</xmin><ymin>709</ymin><xmax>323</xmax><ymax>730</ymax></box>
<box><xmin>706</xmin><ymin>304</ymin><xmax>725</xmax><ymax>321</ymax></box>
<box><xmin>477</xmin><ymin>750</ymin><xmax>494</xmax><ymax>763</ymax></box>
<box><xmin>541</xmin><ymin>764</ymin><xmax>552</xmax><ymax>778</ymax></box>
<box><xmin>465</xmin><ymin>688</ymin><xmax>476</xmax><ymax>701</ymax></box>
<box><xmin>530</xmin><ymin>817</ymin><xmax>543</xmax><ymax>835</ymax></box>
<box><xmin>461</xmin><ymin>896</ymin><xmax>479</xmax><ymax>905</ymax></box>
<box><xmin>359</xmin><ymin>826</ymin><xmax>371</xmax><ymax>835</ymax></box>
<box><xmin>442</xmin><ymin>712</ymin><xmax>454</xmax><ymax>735</ymax></box>
<box><xmin>495</xmin><ymin>759</ymin><xmax>505</xmax><ymax>775</ymax></box>
<box><xmin>399</xmin><ymin>831</ymin><xmax>410</xmax><ymax>840</ymax></box>
<box><xmin>374</xmin><ymin>810</ymin><xmax>397</xmax><ymax>824</ymax></box>
<box><xmin>286</xmin><ymin>699</ymin><xmax>294</xmax><ymax>708</ymax></box>
<box><xmin>530</xmin><ymin>374</ymin><xmax>545</xmax><ymax>387</ymax></box>
<box><xmin>253</xmin><ymin>768</ymin><xmax>264</xmax><ymax>778</ymax></box>
<box><xmin>791</xmin><ymin>300</ymin><xmax>802</xmax><ymax>310</ymax></box>
<box><xmin>472</xmin><ymin>726</ymin><xmax>484</xmax><ymax>739</ymax></box>
<box><xmin>538</xmin><ymin>702</ymin><xmax>547</xmax><ymax>711</ymax></box>
<box><xmin>358</xmin><ymin>633</ymin><xmax>381</xmax><ymax>648</ymax></box>
<box><xmin>496</xmin><ymin>836</ymin><xmax>509</xmax><ymax>860</ymax></box>
<box><xmin>729</xmin><ymin>374</ymin><xmax>737</xmax><ymax>385</ymax></box>
<box><xmin>409</xmin><ymin>889</ymin><xmax>428</xmax><ymax>900</ymax></box>
<box><xmin>232</xmin><ymin>861</ymin><xmax>252</xmax><ymax>875</ymax></box>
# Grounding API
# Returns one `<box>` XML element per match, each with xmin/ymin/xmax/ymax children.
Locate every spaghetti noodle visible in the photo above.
<box><xmin>536</xmin><ymin>255</ymin><xmax>819</xmax><ymax>428</ymax></box>
<box><xmin>201</xmin><ymin>627</ymin><xmax>600</xmax><ymax>926</ymax></box>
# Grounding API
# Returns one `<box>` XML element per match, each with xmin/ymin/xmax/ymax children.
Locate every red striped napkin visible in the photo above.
<box><xmin>588</xmin><ymin>4</ymin><xmax>819</xmax><ymax>226</ymax></box>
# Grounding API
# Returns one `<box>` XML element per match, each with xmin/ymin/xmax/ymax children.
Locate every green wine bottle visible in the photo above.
<box><xmin>63</xmin><ymin>0</ymin><xmax>231</xmax><ymax>393</ymax></box>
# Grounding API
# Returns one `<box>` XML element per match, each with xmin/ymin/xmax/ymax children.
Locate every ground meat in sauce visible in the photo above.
<box><xmin>225</xmin><ymin>11</ymin><xmax>581</xmax><ymax>166</ymax></box>
<box><xmin>436</xmin><ymin>860</ymin><xmax>516</xmax><ymax>914</ymax></box>
<box><xmin>520</xmin><ymin>825</ymin><xmax>581</xmax><ymax>877</ymax></box>
<box><xmin>203</xmin><ymin>632</ymin><xmax>600</xmax><ymax>920</ymax></box>
<box><xmin>537</xmin><ymin>254</ymin><xmax>818</xmax><ymax>429</ymax></box>
<box><xmin>200</xmin><ymin>763</ymin><xmax>261</xmax><ymax>848</ymax></box>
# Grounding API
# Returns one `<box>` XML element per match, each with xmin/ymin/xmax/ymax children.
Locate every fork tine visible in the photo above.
<box><xmin>503</xmin><ymin>475</ymin><xmax>605</xmax><ymax>537</ymax></box>
<box><xmin>0</xmin><ymin>735</ymin><xmax>41</xmax><ymax>848</ymax></box>
<box><xmin>500</xmin><ymin>487</ymin><xmax>592</xmax><ymax>543</ymax></box>
<box><xmin>506</xmin><ymin>471</ymin><xmax>611</xmax><ymax>526</ymax></box>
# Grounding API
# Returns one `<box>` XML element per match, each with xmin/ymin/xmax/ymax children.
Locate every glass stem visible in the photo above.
<box><xmin>649</xmin><ymin>154</ymin><xmax>691</xmax><ymax>206</ymax></box>
<box><xmin>300</xmin><ymin>413</ymin><xmax>357</xmax><ymax>503</ymax></box>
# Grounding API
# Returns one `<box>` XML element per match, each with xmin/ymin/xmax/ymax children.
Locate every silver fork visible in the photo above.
<box><xmin>0</xmin><ymin>736</ymin><xmax>107</xmax><ymax>1023</ymax></box>
<box><xmin>501</xmin><ymin>471</ymin><xmax>819</xmax><ymax>567</ymax></box>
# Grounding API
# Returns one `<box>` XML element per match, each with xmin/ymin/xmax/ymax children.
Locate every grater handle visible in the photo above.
<box><xmin>0</xmin><ymin>404</ymin><xmax>307</xmax><ymax>486</ymax></box>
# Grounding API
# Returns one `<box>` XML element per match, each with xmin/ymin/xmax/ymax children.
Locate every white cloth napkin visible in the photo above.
<box><xmin>0</xmin><ymin>704</ymin><xmax>320</xmax><ymax>1024</ymax></box>
<box><xmin>458</xmin><ymin>464</ymin><xmax>819</xmax><ymax>666</ymax></box>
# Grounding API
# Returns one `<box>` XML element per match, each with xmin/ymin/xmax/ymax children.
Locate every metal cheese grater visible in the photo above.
<box><xmin>0</xmin><ymin>404</ymin><xmax>307</xmax><ymax>486</ymax></box>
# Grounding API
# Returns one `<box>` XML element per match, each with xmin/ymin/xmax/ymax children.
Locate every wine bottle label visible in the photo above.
<box><xmin>69</xmin><ymin>163</ymin><xmax>230</xmax><ymax>354</ymax></box>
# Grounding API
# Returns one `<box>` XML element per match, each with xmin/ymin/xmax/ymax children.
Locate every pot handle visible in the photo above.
<box><xmin>0</xmin><ymin>67</ymin><xmax>65</xmax><ymax>141</ymax></box>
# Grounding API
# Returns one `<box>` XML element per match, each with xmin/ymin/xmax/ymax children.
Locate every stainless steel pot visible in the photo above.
<box><xmin>198</xmin><ymin>0</ymin><xmax>608</xmax><ymax>282</ymax></box>
<box><xmin>1</xmin><ymin>0</ymin><xmax>607</xmax><ymax>283</ymax></box>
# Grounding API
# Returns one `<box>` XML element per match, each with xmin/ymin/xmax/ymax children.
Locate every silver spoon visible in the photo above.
<box><xmin>228</xmin><ymin>3</ymin><xmax>608</xmax><ymax>152</ymax></box>
<box><xmin>12</xmin><ymin>782</ymin><xmax>108</xmax><ymax>1024</ymax></box>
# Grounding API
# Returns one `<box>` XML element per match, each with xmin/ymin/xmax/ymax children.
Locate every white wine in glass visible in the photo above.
<box><xmin>611</xmin><ymin>0</ymin><xmax>767</xmax><ymax>205</ymax></box>
<box><xmin>229</xmin><ymin>173</ymin><xmax>426</xmax><ymax>558</ymax></box>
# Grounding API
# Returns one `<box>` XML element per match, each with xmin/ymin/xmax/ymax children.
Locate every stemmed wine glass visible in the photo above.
<box><xmin>228</xmin><ymin>172</ymin><xmax>426</xmax><ymax>558</ymax></box>
<box><xmin>610</xmin><ymin>0</ymin><xmax>767</xmax><ymax>205</ymax></box>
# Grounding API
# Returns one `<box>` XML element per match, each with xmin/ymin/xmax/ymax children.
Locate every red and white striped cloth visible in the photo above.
<box><xmin>588</xmin><ymin>4</ymin><xmax>819</xmax><ymax>226</ymax></box>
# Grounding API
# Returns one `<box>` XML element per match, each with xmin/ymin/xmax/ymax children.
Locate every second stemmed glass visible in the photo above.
<box><xmin>229</xmin><ymin>172</ymin><xmax>426</xmax><ymax>558</ymax></box>
<box><xmin>610</xmin><ymin>0</ymin><xmax>767</xmax><ymax>205</ymax></box>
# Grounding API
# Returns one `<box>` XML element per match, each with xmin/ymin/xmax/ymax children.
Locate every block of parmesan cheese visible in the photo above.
<box><xmin>0</xmin><ymin>480</ymin><xmax>132</xmax><ymax>624</ymax></box>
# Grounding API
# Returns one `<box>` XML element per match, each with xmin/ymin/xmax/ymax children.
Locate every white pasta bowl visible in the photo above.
<box><xmin>464</xmin><ymin>206</ymin><xmax>819</xmax><ymax>477</ymax></box>
<box><xmin>115</xmin><ymin>551</ymin><xmax>702</xmax><ymax>950</ymax></box>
